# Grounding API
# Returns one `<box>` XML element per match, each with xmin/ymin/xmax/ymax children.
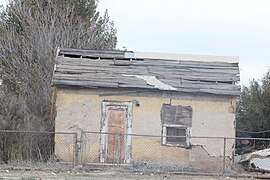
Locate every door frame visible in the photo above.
<box><xmin>100</xmin><ymin>101</ymin><xmax>133</xmax><ymax>163</ymax></box>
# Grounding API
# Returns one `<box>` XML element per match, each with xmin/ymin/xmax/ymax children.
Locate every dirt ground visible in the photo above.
<box><xmin>0</xmin><ymin>169</ymin><xmax>259</xmax><ymax>180</ymax></box>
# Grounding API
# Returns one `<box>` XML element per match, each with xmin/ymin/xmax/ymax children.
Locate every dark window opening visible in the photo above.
<box><xmin>166</xmin><ymin>127</ymin><xmax>186</xmax><ymax>144</ymax></box>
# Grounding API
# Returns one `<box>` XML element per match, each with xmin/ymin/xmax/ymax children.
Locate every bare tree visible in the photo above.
<box><xmin>0</xmin><ymin>0</ymin><xmax>117</xmax><ymax>162</ymax></box>
<box><xmin>0</xmin><ymin>0</ymin><xmax>117</xmax><ymax>130</ymax></box>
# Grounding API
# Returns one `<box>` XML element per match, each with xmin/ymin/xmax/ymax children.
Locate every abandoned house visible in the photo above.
<box><xmin>51</xmin><ymin>48</ymin><xmax>240</xmax><ymax>168</ymax></box>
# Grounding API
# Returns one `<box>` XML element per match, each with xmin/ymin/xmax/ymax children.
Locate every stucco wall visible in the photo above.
<box><xmin>54</xmin><ymin>88</ymin><xmax>236</xmax><ymax>166</ymax></box>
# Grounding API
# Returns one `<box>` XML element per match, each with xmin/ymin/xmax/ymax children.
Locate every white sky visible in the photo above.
<box><xmin>1</xmin><ymin>0</ymin><xmax>269</xmax><ymax>85</ymax></box>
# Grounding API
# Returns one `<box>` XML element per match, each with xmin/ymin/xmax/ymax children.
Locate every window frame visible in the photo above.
<box><xmin>162</xmin><ymin>124</ymin><xmax>191</xmax><ymax>147</ymax></box>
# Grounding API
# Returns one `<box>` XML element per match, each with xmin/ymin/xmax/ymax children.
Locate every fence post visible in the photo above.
<box><xmin>74</xmin><ymin>132</ymin><xmax>79</xmax><ymax>167</ymax></box>
<box><xmin>80</xmin><ymin>130</ymin><xmax>84</xmax><ymax>166</ymax></box>
<box><xmin>232</xmin><ymin>137</ymin><xmax>236</xmax><ymax>170</ymax></box>
<box><xmin>223</xmin><ymin>137</ymin><xmax>226</xmax><ymax>175</ymax></box>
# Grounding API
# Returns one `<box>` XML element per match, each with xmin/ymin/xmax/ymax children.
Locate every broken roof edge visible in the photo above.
<box><xmin>59</xmin><ymin>47</ymin><xmax>133</xmax><ymax>54</ymax></box>
<box><xmin>52</xmin><ymin>84</ymin><xmax>240</xmax><ymax>97</ymax></box>
<box><xmin>58</xmin><ymin>48</ymin><xmax>239</xmax><ymax>63</ymax></box>
<box><xmin>133</xmin><ymin>51</ymin><xmax>239</xmax><ymax>63</ymax></box>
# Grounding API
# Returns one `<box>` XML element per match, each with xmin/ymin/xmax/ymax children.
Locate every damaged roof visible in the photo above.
<box><xmin>52</xmin><ymin>48</ymin><xmax>241</xmax><ymax>96</ymax></box>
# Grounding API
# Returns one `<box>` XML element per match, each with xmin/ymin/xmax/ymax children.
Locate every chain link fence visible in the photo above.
<box><xmin>81</xmin><ymin>131</ymin><xmax>270</xmax><ymax>177</ymax></box>
<box><xmin>0</xmin><ymin>130</ymin><xmax>270</xmax><ymax>177</ymax></box>
<box><xmin>0</xmin><ymin>130</ymin><xmax>77</xmax><ymax>170</ymax></box>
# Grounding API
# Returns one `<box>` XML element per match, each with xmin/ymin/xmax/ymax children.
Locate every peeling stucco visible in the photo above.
<box><xmin>54</xmin><ymin>88</ymin><xmax>236</xmax><ymax>164</ymax></box>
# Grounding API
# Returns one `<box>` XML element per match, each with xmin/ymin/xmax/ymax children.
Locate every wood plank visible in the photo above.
<box><xmin>148</xmin><ymin>69</ymin><xmax>239</xmax><ymax>79</ymax></box>
<box><xmin>148</xmin><ymin>66</ymin><xmax>239</xmax><ymax>74</ymax></box>
<box><xmin>173</xmin><ymin>87</ymin><xmax>240</xmax><ymax>96</ymax></box>
<box><xmin>142</xmin><ymin>62</ymin><xmax>240</xmax><ymax>70</ymax></box>
<box><xmin>59</xmin><ymin>48</ymin><xmax>128</xmax><ymax>59</ymax></box>
<box><xmin>173</xmin><ymin>83</ymin><xmax>241</xmax><ymax>91</ymax></box>
<box><xmin>60</xmin><ymin>48</ymin><xmax>128</xmax><ymax>55</ymax></box>
<box><xmin>199</xmin><ymin>88</ymin><xmax>241</xmax><ymax>96</ymax></box>
<box><xmin>53</xmin><ymin>73</ymin><xmax>148</xmax><ymax>86</ymax></box>
<box><xmin>60</xmin><ymin>51</ymin><xmax>125</xmax><ymax>59</ymax></box>
<box><xmin>52</xmin><ymin>79</ymin><xmax>118</xmax><ymax>88</ymax></box>
<box><xmin>56</xmin><ymin>64</ymin><xmax>148</xmax><ymax>74</ymax></box>
<box><xmin>143</xmin><ymin>58</ymin><xmax>238</xmax><ymax>67</ymax></box>
<box><xmin>118</xmin><ymin>84</ymin><xmax>152</xmax><ymax>89</ymax></box>
<box><xmin>57</xmin><ymin>57</ymin><xmax>113</xmax><ymax>65</ymax></box>
<box><xmin>113</xmin><ymin>60</ymin><xmax>133</xmax><ymax>66</ymax></box>
<box><xmin>151</xmin><ymin>72</ymin><xmax>240</xmax><ymax>82</ymax></box>
<box><xmin>160</xmin><ymin>78</ymin><xmax>236</xmax><ymax>87</ymax></box>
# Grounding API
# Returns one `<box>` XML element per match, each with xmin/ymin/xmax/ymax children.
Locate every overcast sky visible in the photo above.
<box><xmin>97</xmin><ymin>0</ymin><xmax>270</xmax><ymax>85</ymax></box>
<box><xmin>1</xmin><ymin>0</ymin><xmax>269</xmax><ymax>85</ymax></box>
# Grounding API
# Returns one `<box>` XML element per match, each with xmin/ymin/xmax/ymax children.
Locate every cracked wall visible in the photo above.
<box><xmin>54</xmin><ymin>88</ymin><xmax>236</xmax><ymax>166</ymax></box>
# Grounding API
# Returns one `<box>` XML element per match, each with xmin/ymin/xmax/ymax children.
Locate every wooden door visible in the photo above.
<box><xmin>100</xmin><ymin>102</ymin><xmax>132</xmax><ymax>164</ymax></box>
<box><xmin>106</xmin><ymin>108</ymin><xmax>126</xmax><ymax>163</ymax></box>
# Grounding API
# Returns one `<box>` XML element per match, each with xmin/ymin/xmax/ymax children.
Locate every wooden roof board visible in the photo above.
<box><xmin>59</xmin><ymin>48</ymin><xmax>130</xmax><ymax>59</ymax></box>
<box><xmin>52</xmin><ymin>48</ymin><xmax>241</xmax><ymax>96</ymax></box>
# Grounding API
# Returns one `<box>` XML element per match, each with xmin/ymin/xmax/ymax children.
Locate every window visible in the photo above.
<box><xmin>162</xmin><ymin>125</ymin><xmax>191</xmax><ymax>147</ymax></box>
<box><xmin>161</xmin><ymin>104</ymin><xmax>192</xmax><ymax>147</ymax></box>
<box><xmin>166</xmin><ymin>127</ymin><xmax>186</xmax><ymax>143</ymax></box>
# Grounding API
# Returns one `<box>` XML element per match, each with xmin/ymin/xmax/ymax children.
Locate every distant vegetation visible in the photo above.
<box><xmin>236</xmin><ymin>69</ymin><xmax>270</xmax><ymax>138</ymax></box>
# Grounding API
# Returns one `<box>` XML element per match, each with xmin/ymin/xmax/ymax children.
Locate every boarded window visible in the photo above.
<box><xmin>161</xmin><ymin>105</ymin><xmax>192</xmax><ymax>126</ymax></box>
<box><xmin>161</xmin><ymin>104</ymin><xmax>192</xmax><ymax>147</ymax></box>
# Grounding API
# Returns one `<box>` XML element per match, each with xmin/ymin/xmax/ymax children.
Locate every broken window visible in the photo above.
<box><xmin>161</xmin><ymin>104</ymin><xmax>192</xmax><ymax>147</ymax></box>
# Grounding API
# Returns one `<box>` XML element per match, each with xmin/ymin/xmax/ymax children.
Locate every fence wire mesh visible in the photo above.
<box><xmin>1</xmin><ymin>130</ymin><xmax>270</xmax><ymax>178</ymax></box>
<box><xmin>81</xmin><ymin>131</ymin><xmax>270</xmax><ymax>177</ymax></box>
<box><xmin>0</xmin><ymin>130</ymin><xmax>76</xmax><ymax>170</ymax></box>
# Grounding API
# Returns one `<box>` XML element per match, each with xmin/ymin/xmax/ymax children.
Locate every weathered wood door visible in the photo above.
<box><xmin>100</xmin><ymin>102</ymin><xmax>132</xmax><ymax>164</ymax></box>
<box><xmin>106</xmin><ymin>108</ymin><xmax>126</xmax><ymax>163</ymax></box>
